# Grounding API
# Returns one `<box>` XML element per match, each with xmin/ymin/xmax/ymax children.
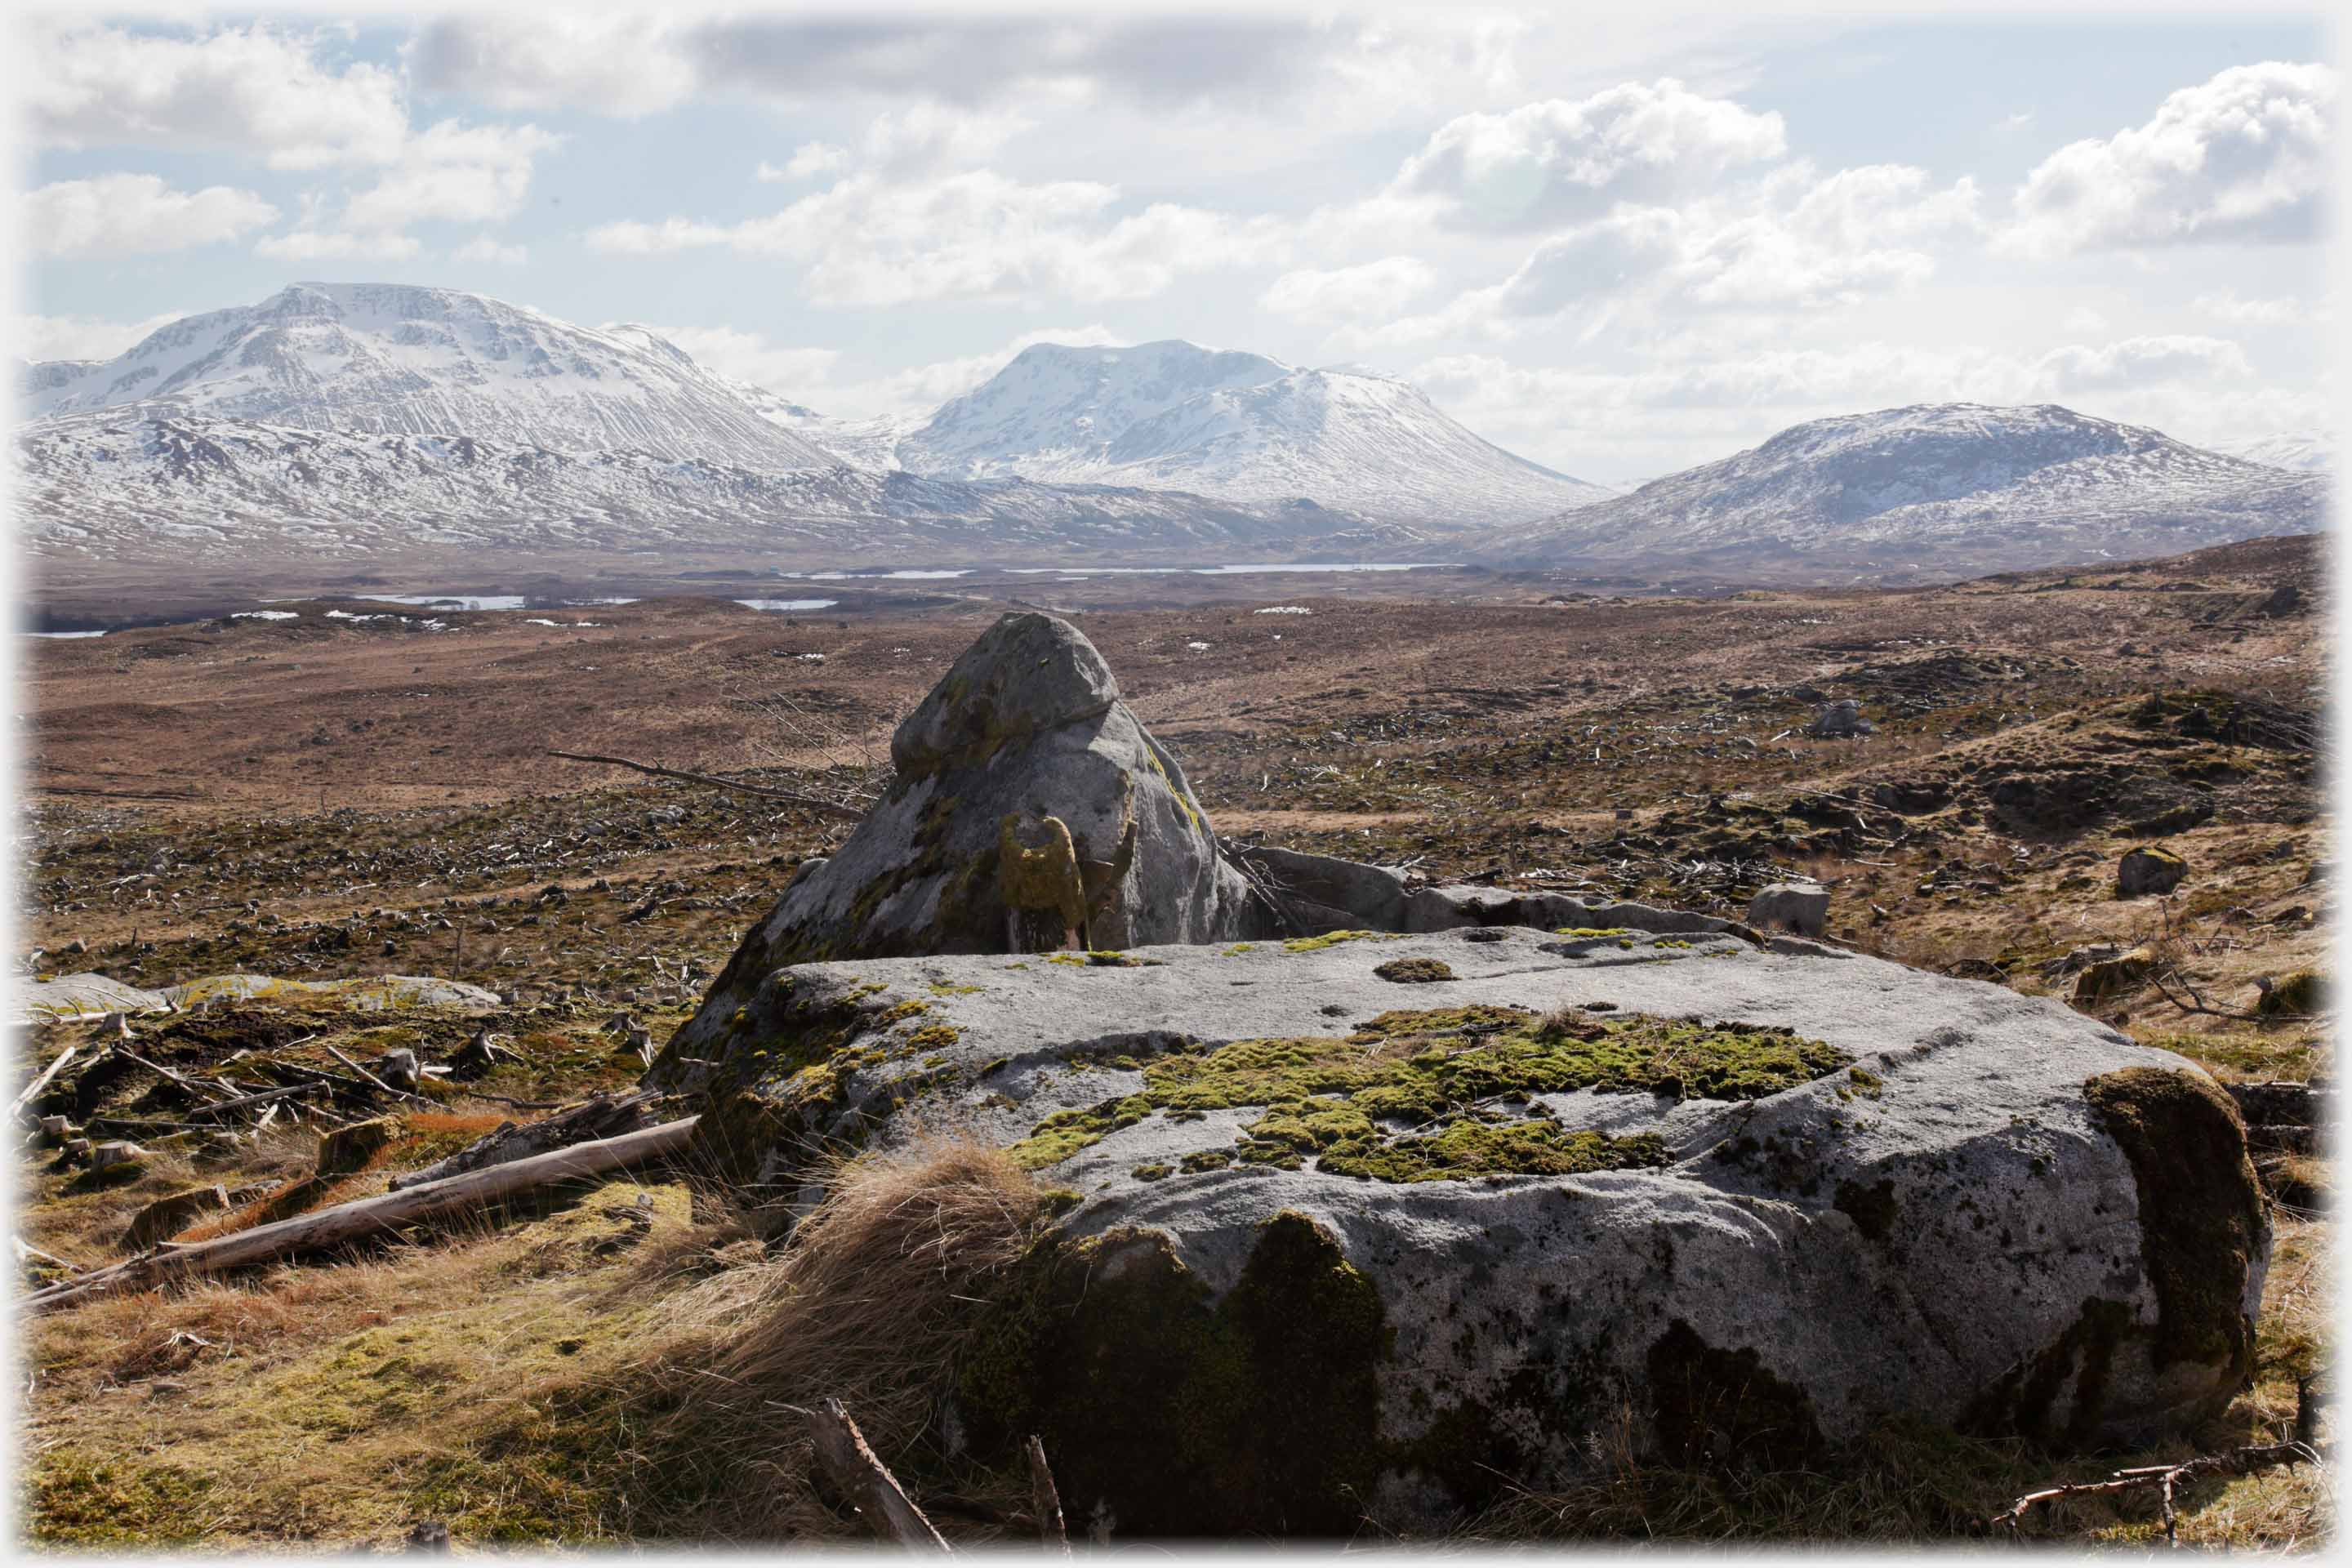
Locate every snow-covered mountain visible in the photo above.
<box><xmin>891</xmin><ymin>340</ymin><xmax>1610</xmax><ymax>525</ymax></box>
<box><xmin>1472</xmin><ymin>403</ymin><xmax>2329</xmax><ymax>581</ymax></box>
<box><xmin>2225</xmin><ymin>430</ymin><xmax>2333</xmax><ymax>474</ymax></box>
<box><xmin>18</xmin><ymin>410</ymin><xmax>1437</xmax><ymax>564</ymax></box>
<box><xmin>23</xmin><ymin>283</ymin><xmax>841</xmax><ymax>471</ymax></box>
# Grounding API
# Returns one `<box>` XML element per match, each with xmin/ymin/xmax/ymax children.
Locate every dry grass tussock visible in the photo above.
<box><xmin>633</xmin><ymin>1129</ymin><xmax>1052</xmax><ymax>1541</ymax></box>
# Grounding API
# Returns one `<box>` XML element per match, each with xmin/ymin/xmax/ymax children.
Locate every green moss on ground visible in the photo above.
<box><xmin>1374</xmin><ymin>956</ymin><xmax>1454</xmax><ymax>983</ymax></box>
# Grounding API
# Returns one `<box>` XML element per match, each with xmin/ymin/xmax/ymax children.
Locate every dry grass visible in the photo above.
<box><xmin>639</xmin><ymin>1129</ymin><xmax>1050</xmax><ymax>1542</ymax></box>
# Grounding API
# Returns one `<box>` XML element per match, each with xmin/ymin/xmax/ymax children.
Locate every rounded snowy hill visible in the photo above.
<box><xmin>1472</xmin><ymin>403</ymin><xmax>2328</xmax><ymax>581</ymax></box>
<box><xmin>21</xmin><ymin>283</ymin><xmax>840</xmax><ymax>472</ymax></box>
<box><xmin>896</xmin><ymin>339</ymin><xmax>1610</xmax><ymax>526</ymax></box>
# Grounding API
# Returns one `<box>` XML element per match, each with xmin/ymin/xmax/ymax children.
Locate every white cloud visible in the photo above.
<box><xmin>23</xmin><ymin>174</ymin><xmax>278</xmax><ymax>257</ymax></box>
<box><xmin>588</xmin><ymin>171</ymin><xmax>1288</xmax><ymax>305</ymax></box>
<box><xmin>1388</xmin><ymin>78</ymin><xmax>1785</xmax><ymax>230</ymax></box>
<box><xmin>344</xmin><ymin>119</ymin><xmax>564</xmax><ymax>232</ymax></box>
<box><xmin>2062</xmin><ymin>306</ymin><xmax>2111</xmax><ymax>333</ymax></box>
<box><xmin>2004</xmin><ymin>61</ymin><xmax>2336</xmax><ymax>256</ymax></box>
<box><xmin>454</xmin><ymin>235</ymin><xmax>528</xmax><ymax>265</ymax></box>
<box><xmin>1262</xmin><ymin>258</ymin><xmax>1436</xmax><ymax>323</ymax></box>
<box><xmin>254</xmin><ymin>229</ymin><xmax>424</xmax><ymax>261</ymax></box>
<box><xmin>1367</xmin><ymin>163</ymin><xmax>1978</xmax><ymax>345</ymax></box>
<box><xmin>2193</xmin><ymin>291</ymin><xmax>2319</xmax><ymax>326</ymax></box>
<box><xmin>29</xmin><ymin>22</ymin><xmax>408</xmax><ymax>167</ymax></box>
<box><xmin>404</xmin><ymin>15</ymin><xmax>697</xmax><ymax>118</ymax></box>
<box><xmin>763</xmin><ymin>144</ymin><xmax>851</xmax><ymax>181</ymax></box>
<box><xmin>14</xmin><ymin>310</ymin><xmax>189</xmax><ymax>363</ymax></box>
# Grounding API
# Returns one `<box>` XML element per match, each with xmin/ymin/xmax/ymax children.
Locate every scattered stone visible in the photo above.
<box><xmin>2074</xmin><ymin>947</ymin><xmax>2157</xmax><ymax>1004</ymax></box>
<box><xmin>1808</xmin><ymin>700</ymin><xmax>1874</xmax><ymax>738</ymax></box>
<box><xmin>121</xmin><ymin>1184</ymin><xmax>231</xmax><ymax>1251</ymax></box>
<box><xmin>1747</xmin><ymin>882</ymin><xmax>1831</xmax><ymax>938</ymax></box>
<box><xmin>374</xmin><ymin>1050</ymin><xmax>421</xmax><ymax>1091</ymax></box>
<box><xmin>317</xmin><ymin>1117</ymin><xmax>399</xmax><ymax>1177</ymax></box>
<box><xmin>2117</xmin><ymin>846</ymin><xmax>2188</xmax><ymax>898</ymax></box>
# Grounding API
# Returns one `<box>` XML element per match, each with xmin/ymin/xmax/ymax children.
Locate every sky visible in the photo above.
<box><xmin>7</xmin><ymin>2</ymin><xmax>2339</xmax><ymax>484</ymax></box>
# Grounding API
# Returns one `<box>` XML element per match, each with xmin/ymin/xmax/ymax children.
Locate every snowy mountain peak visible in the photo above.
<box><xmin>21</xmin><ymin>283</ymin><xmax>841</xmax><ymax>471</ymax></box>
<box><xmin>896</xmin><ymin>336</ymin><xmax>1606</xmax><ymax>524</ymax></box>
<box><xmin>2226</xmin><ymin>430</ymin><xmax>2333</xmax><ymax>474</ymax></box>
<box><xmin>1477</xmin><ymin>401</ymin><xmax>2326</xmax><ymax>581</ymax></box>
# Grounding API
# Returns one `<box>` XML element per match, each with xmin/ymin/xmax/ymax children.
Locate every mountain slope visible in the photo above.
<box><xmin>895</xmin><ymin>340</ymin><xmax>1610</xmax><ymax>525</ymax></box>
<box><xmin>24</xmin><ymin>284</ymin><xmax>840</xmax><ymax>471</ymax></box>
<box><xmin>2225</xmin><ymin>431</ymin><xmax>2333</xmax><ymax>474</ymax></box>
<box><xmin>1471</xmin><ymin>403</ymin><xmax>2328</xmax><ymax>581</ymax></box>
<box><xmin>17</xmin><ymin>411</ymin><xmax>1437</xmax><ymax>564</ymax></box>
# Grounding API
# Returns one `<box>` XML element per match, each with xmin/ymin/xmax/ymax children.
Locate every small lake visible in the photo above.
<box><xmin>735</xmin><ymin>599</ymin><xmax>840</xmax><ymax>612</ymax></box>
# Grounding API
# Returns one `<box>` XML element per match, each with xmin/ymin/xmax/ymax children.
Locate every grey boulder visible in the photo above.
<box><xmin>648</xmin><ymin>924</ymin><xmax>2269</xmax><ymax>1535</ymax></box>
<box><xmin>1811</xmin><ymin>699</ymin><xmax>1875</xmax><ymax>737</ymax></box>
<box><xmin>674</xmin><ymin>612</ymin><xmax>1256</xmax><ymax>1055</ymax></box>
<box><xmin>1748</xmin><ymin>881</ymin><xmax>1833</xmax><ymax>937</ymax></box>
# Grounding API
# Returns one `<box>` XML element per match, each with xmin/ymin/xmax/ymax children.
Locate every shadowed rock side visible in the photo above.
<box><xmin>668</xmin><ymin>613</ymin><xmax>1256</xmax><ymax>1060</ymax></box>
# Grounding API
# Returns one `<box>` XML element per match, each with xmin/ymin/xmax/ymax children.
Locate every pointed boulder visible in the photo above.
<box><xmin>668</xmin><ymin>613</ymin><xmax>1254</xmax><ymax>1065</ymax></box>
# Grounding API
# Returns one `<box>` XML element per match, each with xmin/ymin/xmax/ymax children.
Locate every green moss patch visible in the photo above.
<box><xmin>1374</xmin><ymin>956</ymin><xmax>1454</xmax><ymax>983</ymax></box>
<box><xmin>1282</xmin><ymin>929</ymin><xmax>1403</xmax><ymax>953</ymax></box>
<box><xmin>1005</xmin><ymin>1006</ymin><xmax>1846</xmax><ymax>1180</ymax></box>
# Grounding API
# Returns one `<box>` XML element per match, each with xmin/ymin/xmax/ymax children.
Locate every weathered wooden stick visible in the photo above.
<box><xmin>807</xmin><ymin>1398</ymin><xmax>952</xmax><ymax>1552</ymax></box>
<box><xmin>10</xmin><ymin>1045</ymin><xmax>79</xmax><ymax>1122</ymax></box>
<box><xmin>185</xmin><ymin>1083</ymin><xmax>318</xmax><ymax>1120</ymax></box>
<box><xmin>113</xmin><ymin>1048</ymin><xmax>234</xmax><ymax>1105</ymax></box>
<box><xmin>20</xmin><ymin>1116</ymin><xmax>698</xmax><ymax>1316</ymax></box>
<box><xmin>547</xmin><ymin>751</ymin><xmax>867</xmax><ymax>821</ymax></box>
<box><xmin>1024</xmin><ymin>1436</ymin><xmax>1069</xmax><ymax>1557</ymax></box>
<box><xmin>325</xmin><ymin>1044</ymin><xmax>430</xmax><ymax>1104</ymax></box>
<box><xmin>1991</xmin><ymin>1437</ymin><xmax>2328</xmax><ymax>1537</ymax></box>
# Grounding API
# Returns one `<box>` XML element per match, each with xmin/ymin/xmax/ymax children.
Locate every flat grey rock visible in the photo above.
<box><xmin>650</xmin><ymin>922</ymin><xmax>2269</xmax><ymax>1533</ymax></box>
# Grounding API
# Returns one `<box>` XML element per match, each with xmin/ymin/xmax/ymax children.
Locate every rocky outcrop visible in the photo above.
<box><xmin>648</xmin><ymin>925</ymin><xmax>2269</xmax><ymax>1535</ymax></box>
<box><xmin>670</xmin><ymin>613</ymin><xmax>1257</xmax><ymax>1060</ymax></box>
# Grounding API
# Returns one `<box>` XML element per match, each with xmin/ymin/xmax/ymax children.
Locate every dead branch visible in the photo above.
<box><xmin>1991</xmin><ymin>1438</ymin><xmax>2325</xmax><ymax>1540</ymax></box>
<box><xmin>9</xmin><ymin>1044</ymin><xmax>78</xmax><ymax>1123</ymax></box>
<box><xmin>1025</xmin><ymin>1435</ymin><xmax>1070</xmax><ymax>1557</ymax></box>
<box><xmin>546</xmin><ymin>751</ymin><xmax>866</xmax><ymax>821</ymax></box>
<box><xmin>806</xmin><ymin>1397</ymin><xmax>952</xmax><ymax>1552</ymax></box>
<box><xmin>323</xmin><ymin>1043</ymin><xmax>431</xmax><ymax>1104</ymax></box>
<box><xmin>20</xmin><ymin>1116</ymin><xmax>698</xmax><ymax>1316</ymax></box>
<box><xmin>2149</xmin><ymin>969</ymin><xmax>2263</xmax><ymax>1022</ymax></box>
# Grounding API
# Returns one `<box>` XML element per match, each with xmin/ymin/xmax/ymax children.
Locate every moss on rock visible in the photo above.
<box><xmin>2082</xmin><ymin>1067</ymin><xmax>2265</xmax><ymax>1381</ymax></box>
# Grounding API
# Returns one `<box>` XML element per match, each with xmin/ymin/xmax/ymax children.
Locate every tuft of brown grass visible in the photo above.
<box><xmin>642</xmin><ymin>1129</ymin><xmax>1049</xmax><ymax>1542</ymax></box>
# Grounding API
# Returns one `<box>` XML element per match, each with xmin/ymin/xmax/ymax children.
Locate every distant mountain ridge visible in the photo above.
<box><xmin>17</xmin><ymin>409</ymin><xmax>1438</xmax><ymax>565</ymax></box>
<box><xmin>1470</xmin><ymin>403</ymin><xmax>2328</xmax><ymax>581</ymax></box>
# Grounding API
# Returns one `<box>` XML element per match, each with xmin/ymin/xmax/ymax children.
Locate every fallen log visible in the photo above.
<box><xmin>9</xmin><ymin>1044</ymin><xmax>79</xmax><ymax>1123</ymax></box>
<box><xmin>20</xmin><ymin>1115</ymin><xmax>698</xmax><ymax>1316</ymax></box>
<box><xmin>388</xmin><ymin>1089</ymin><xmax>663</xmax><ymax>1191</ymax></box>
<box><xmin>808</xmin><ymin>1397</ymin><xmax>951</xmax><ymax>1552</ymax></box>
